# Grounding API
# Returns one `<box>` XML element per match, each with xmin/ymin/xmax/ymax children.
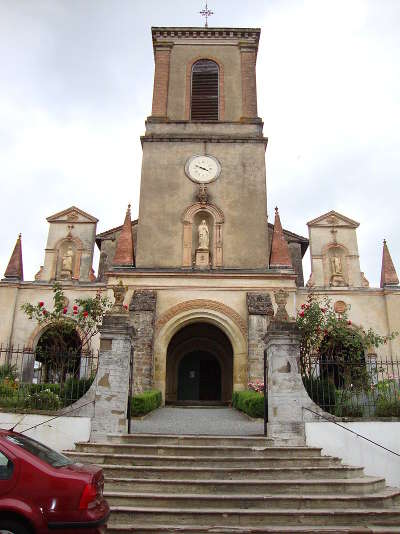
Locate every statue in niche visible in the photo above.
<box><xmin>330</xmin><ymin>255</ymin><xmax>343</xmax><ymax>276</ymax></box>
<box><xmin>329</xmin><ymin>251</ymin><xmax>347</xmax><ymax>287</ymax></box>
<box><xmin>198</xmin><ymin>220</ymin><xmax>209</xmax><ymax>250</ymax></box>
<box><xmin>60</xmin><ymin>245</ymin><xmax>74</xmax><ymax>279</ymax></box>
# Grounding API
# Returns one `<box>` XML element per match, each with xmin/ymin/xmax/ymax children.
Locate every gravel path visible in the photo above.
<box><xmin>130</xmin><ymin>406</ymin><xmax>264</xmax><ymax>436</ymax></box>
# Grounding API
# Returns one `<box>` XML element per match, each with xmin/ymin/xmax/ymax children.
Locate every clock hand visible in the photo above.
<box><xmin>195</xmin><ymin>164</ymin><xmax>209</xmax><ymax>172</ymax></box>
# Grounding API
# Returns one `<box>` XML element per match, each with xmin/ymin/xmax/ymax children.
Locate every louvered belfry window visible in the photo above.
<box><xmin>191</xmin><ymin>60</ymin><xmax>219</xmax><ymax>121</ymax></box>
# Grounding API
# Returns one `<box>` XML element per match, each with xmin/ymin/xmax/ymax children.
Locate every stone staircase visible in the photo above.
<box><xmin>64</xmin><ymin>433</ymin><xmax>400</xmax><ymax>533</ymax></box>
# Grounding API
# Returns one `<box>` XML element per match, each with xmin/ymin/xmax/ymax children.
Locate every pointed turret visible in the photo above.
<box><xmin>380</xmin><ymin>239</ymin><xmax>399</xmax><ymax>288</ymax></box>
<box><xmin>269</xmin><ymin>207</ymin><xmax>293</xmax><ymax>268</ymax></box>
<box><xmin>113</xmin><ymin>204</ymin><xmax>135</xmax><ymax>266</ymax></box>
<box><xmin>4</xmin><ymin>234</ymin><xmax>24</xmax><ymax>280</ymax></box>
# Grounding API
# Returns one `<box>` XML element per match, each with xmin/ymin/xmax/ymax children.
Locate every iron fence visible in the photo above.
<box><xmin>0</xmin><ymin>344</ymin><xmax>98</xmax><ymax>412</ymax></box>
<box><xmin>300</xmin><ymin>353</ymin><xmax>400</xmax><ymax>418</ymax></box>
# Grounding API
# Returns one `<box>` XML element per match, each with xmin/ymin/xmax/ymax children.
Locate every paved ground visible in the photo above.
<box><xmin>130</xmin><ymin>406</ymin><xmax>264</xmax><ymax>436</ymax></box>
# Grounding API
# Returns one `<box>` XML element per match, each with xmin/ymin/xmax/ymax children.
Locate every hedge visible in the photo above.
<box><xmin>232</xmin><ymin>390</ymin><xmax>265</xmax><ymax>418</ymax></box>
<box><xmin>131</xmin><ymin>389</ymin><xmax>162</xmax><ymax>417</ymax></box>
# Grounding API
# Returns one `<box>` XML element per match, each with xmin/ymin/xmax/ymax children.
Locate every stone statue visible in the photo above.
<box><xmin>198</xmin><ymin>219</ymin><xmax>209</xmax><ymax>250</ymax></box>
<box><xmin>329</xmin><ymin>252</ymin><xmax>347</xmax><ymax>286</ymax></box>
<box><xmin>60</xmin><ymin>246</ymin><xmax>74</xmax><ymax>278</ymax></box>
<box><xmin>111</xmin><ymin>280</ymin><xmax>128</xmax><ymax>314</ymax></box>
<box><xmin>330</xmin><ymin>255</ymin><xmax>343</xmax><ymax>276</ymax></box>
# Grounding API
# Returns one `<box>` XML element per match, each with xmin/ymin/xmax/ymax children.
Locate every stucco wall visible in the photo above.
<box><xmin>305</xmin><ymin>421</ymin><xmax>400</xmax><ymax>488</ymax></box>
<box><xmin>136</xmin><ymin>138</ymin><xmax>269</xmax><ymax>269</ymax></box>
<box><xmin>0</xmin><ymin>413</ymin><xmax>91</xmax><ymax>451</ymax></box>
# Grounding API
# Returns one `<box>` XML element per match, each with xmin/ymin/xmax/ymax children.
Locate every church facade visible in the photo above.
<box><xmin>1</xmin><ymin>27</ymin><xmax>399</xmax><ymax>404</ymax></box>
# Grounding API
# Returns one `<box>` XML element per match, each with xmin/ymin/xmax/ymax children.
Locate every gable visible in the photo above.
<box><xmin>307</xmin><ymin>210</ymin><xmax>359</xmax><ymax>228</ymax></box>
<box><xmin>46</xmin><ymin>206</ymin><xmax>98</xmax><ymax>224</ymax></box>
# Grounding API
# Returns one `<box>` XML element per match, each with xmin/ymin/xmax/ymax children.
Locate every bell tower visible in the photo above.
<box><xmin>135</xmin><ymin>27</ymin><xmax>269</xmax><ymax>270</ymax></box>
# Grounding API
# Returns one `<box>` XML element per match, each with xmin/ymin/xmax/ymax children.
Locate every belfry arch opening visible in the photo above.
<box><xmin>165</xmin><ymin>322</ymin><xmax>233</xmax><ymax>404</ymax></box>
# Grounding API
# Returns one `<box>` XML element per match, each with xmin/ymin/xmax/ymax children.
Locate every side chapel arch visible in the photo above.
<box><xmin>182</xmin><ymin>202</ymin><xmax>224</xmax><ymax>268</ymax></box>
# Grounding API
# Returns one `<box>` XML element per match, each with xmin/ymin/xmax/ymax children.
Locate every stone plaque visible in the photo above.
<box><xmin>130</xmin><ymin>290</ymin><xmax>157</xmax><ymax>312</ymax></box>
<box><xmin>247</xmin><ymin>293</ymin><xmax>274</xmax><ymax>316</ymax></box>
<box><xmin>195</xmin><ymin>249</ymin><xmax>210</xmax><ymax>269</ymax></box>
<box><xmin>334</xmin><ymin>300</ymin><xmax>347</xmax><ymax>314</ymax></box>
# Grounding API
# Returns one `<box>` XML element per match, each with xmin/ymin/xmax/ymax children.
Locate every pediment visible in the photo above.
<box><xmin>47</xmin><ymin>206</ymin><xmax>98</xmax><ymax>224</ymax></box>
<box><xmin>307</xmin><ymin>210</ymin><xmax>359</xmax><ymax>228</ymax></box>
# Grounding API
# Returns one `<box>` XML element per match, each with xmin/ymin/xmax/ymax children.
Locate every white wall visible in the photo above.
<box><xmin>306</xmin><ymin>422</ymin><xmax>400</xmax><ymax>488</ymax></box>
<box><xmin>0</xmin><ymin>413</ymin><xmax>91</xmax><ymax>451</ymax></box>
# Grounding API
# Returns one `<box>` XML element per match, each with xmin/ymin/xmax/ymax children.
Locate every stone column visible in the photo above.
<box><xmin>151</xmin><ymin>43</ymin><xmax>173</xmax><ymax>119</ymax></box>
<box><xmin>247</xmin><ymin>293</ymin><xmax>274</xmax><ymax>383</ymax></box>
<box><xmin>240</xmin><ymin>43</ymin><xmax>259</xmax><ymax>121</ymax></box>
<box><xmin>90</xmin><ymin>313</ymin><xmax>134</xmax><ymax>442</ymax></box>
<box><xmin>130</xmin><ymin>290</ymin><xmax>157</xmax><ymax>394</ymax></box>
<box><xmin>264</xmin><ymin>320</ymin><xmax>306</xmax><ymax>443</ymax></box>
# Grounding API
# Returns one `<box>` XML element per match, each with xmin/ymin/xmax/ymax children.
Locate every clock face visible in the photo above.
<box><xmin>185</xmin><ymin>155</ymin><xmax>221</xmax><ymax>184</ymax></box>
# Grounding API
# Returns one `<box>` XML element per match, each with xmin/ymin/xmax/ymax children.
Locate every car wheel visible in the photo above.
<box><xmin>0</xmin><ymin>519</ymin><xmax>30</xmax><ymax>534</ymax></box>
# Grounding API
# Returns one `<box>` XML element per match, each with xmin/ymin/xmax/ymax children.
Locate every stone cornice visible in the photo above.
<box><xmin>152</xmin><ymin>27</ymin><xmax>260</xmax><ymax>46</ymax></box>
<box><xmin>141</xmin><ymin>135</ymin><xmax>268</xmax><ymax>145</ymax></box>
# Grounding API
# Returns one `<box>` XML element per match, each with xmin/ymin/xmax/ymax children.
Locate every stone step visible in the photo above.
<box><xmin>105</xmin><ymin>434</ymin><xmax>274</xmax><ymax>447</ymax></box>
<box><xmin>106</xmin><ymin>506</ymin><xmax>400</xmax><ymax>527</ymax></box>
<box><xmin>105</xmin><ymin>525</ymin><xmax>400</xmax><ymax>534</ymax></box>
<box><xmin>104</xmin><ymin>476</ymin><xmax>386</xmax><ymax>495</ymax></box>
<box><xmin>65</xmin><ymin>451</ymin><xmax>341</xmax><ymax>468</ymax></box>
<box><xmin>104</xmin><ymin>488</ymin><xmax>400</xmax><ymax>510</ymax></box>
<box><xmin>67</xmin><ymin>443</ymin><xmax>323</xmax><ymax>458</ymax></box>
<box><xmin>85</xmin><ymin>463</ymin><xmax>365</xmax><ymax>480</ymax></box>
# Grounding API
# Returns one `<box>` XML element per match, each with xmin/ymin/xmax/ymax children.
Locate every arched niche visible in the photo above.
<box><xmin>322</xmin><ymin>243</ymin><xmax>349</xmax><ymax>287</ymax></box>
<box><xmin>182</xmin><ymin>202</ymin><xmax>224</xmax><ymax>268</ymax></box>
<box><xmin>54</xmin><ymin>236</ymin><xmax>83</xmax><ymax>280</ymax></box>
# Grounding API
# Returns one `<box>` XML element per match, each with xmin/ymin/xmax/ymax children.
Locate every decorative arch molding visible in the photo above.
<box><xmin>153</xmin><ymin>299</ymin><xmax>248</xmax><ymax>401</ymax></box>
<box><xmin>155</xmin><ymin>299</ymin><xmax>247</xmax><ymax>340</ymax></box>
<box><xmin>182</xmin><ymin>202</ymin><xmax>224</xmax><ymax>268</ymax></box>
<box><xmin>25</xmin><ymin>320</ymin><xmax>85</xmax><ymax>351</ymax></box>
<box><xmin>185</xmin><ymin>56</ymin><xmax>225</xmax><ymax>121</ymax></box>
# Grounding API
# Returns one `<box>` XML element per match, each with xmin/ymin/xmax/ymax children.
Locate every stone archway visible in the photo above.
<box><xmin>154</xmin><ymin>300</ymin><xmax>248</xmax><ymax>403</ymax></box>
<box><xmin>166</xmin><ymin>323</ymin><xmax>233</xmax><ymax>403</ymax></box>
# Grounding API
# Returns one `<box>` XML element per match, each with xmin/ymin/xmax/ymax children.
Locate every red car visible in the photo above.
<box><xmin>0</xmin><ymin>429</ymin><xmax>110</xmax><ymax>534</ymax></box>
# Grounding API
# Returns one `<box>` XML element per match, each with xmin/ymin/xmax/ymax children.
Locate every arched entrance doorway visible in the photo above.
<box><xmin>166</xmin><ymin>323</ymin><xmax>233</xmax><ymax>404</ymax></box>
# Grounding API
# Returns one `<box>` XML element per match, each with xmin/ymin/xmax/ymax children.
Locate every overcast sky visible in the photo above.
<box><xmin>1</xmin><ymin>0</ymin><xmax>399</xmax><ymax>286</ymax></box>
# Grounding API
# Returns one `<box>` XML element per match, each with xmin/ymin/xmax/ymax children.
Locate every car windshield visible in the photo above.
<box><xmin>5</xmin><ymin>434</ymin><xmax>73</xmax><ymax>468</ymax></box>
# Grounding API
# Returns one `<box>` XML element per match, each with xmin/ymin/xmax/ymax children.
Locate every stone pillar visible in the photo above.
<box><xmin>264</xmin><ymin>289</ymin><xmax>333</xmax><ymax>444</ymax></box>
<box><xmin>247</xmin><ymin>293</ymin><xmax>274</xmax><ymax>383</ymax></box>
<box><xmin>151</xmin><ymin>43</ymin><xmax>173</xmax><ymax>119</ymax></box>
<box><xmin>264</xmin><ymin>320</ymin><xmax>306</xmax><ymax>443</ymax></box>
<box><xmin>130</xmin><ymin>290</ymin><xmax>157</xmax><ymax>394</ymax></box>
<box><xmin>90</xmin><ymin>313</ymin><xmax>133</xmax><ymax>442</ymax></box>
<box><xmin>240</xmin><ymin>44</ymin><xmax>258</xmax><ymax>120</ymax></box>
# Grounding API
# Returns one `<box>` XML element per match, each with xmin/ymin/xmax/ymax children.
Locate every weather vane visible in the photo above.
<box><xmin>199</xmin><ymin>2</ymin><xmax>214</xmax><ymax>28</ymax></box>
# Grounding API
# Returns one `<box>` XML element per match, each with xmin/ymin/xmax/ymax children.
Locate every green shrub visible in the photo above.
<box><xmin>28</xmin><ymin>383</ymin><xmax>61</xmax><ymax>396</ymax></box>
<box><xmin>302</xmin><ymin>376</ymin><xmax>336</xmax><ymax>414</ymax></box>
<box><xmin>131</xmin><ymin>389</ymin><xmax>162</xmax><ymax>417</ymax></box>
<box><xmin>334</xmin><ymin>389</ymin><xmax>364</xmax><ymax>418</ymax></box>
<box><xmin>232</xmin><ymin>390</ymin><xmax>265</xmax><ymax>418</ymax></box>
<box><xmin>375</xmin><ymin>398</ymin><xmax>400</xmax><ymax>417</ymax></box>
<box><xmin>24</xmin><ymin>389</ymin><xmax>61</xmax><ymax>410</ymax></box>
<box><xmin>0</xmin><ymin>363</ymin><xmax>18</xmax><ymax>381</ymax></box>
<box><xmin>62</xmin><ymin>376</ymin><xmax>95</xmax><ymax>404</ymax></box>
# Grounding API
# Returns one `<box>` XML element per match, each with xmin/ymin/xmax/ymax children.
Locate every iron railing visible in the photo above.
<box><xmin>0</xmin><ymin>344</ymin><xmax>98</xmax><ymax>412</ymax></box>
<box><xmin>300</xmin><ymin>353</ymin><xmax>400</xmax><ymax>418</ymax></box>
